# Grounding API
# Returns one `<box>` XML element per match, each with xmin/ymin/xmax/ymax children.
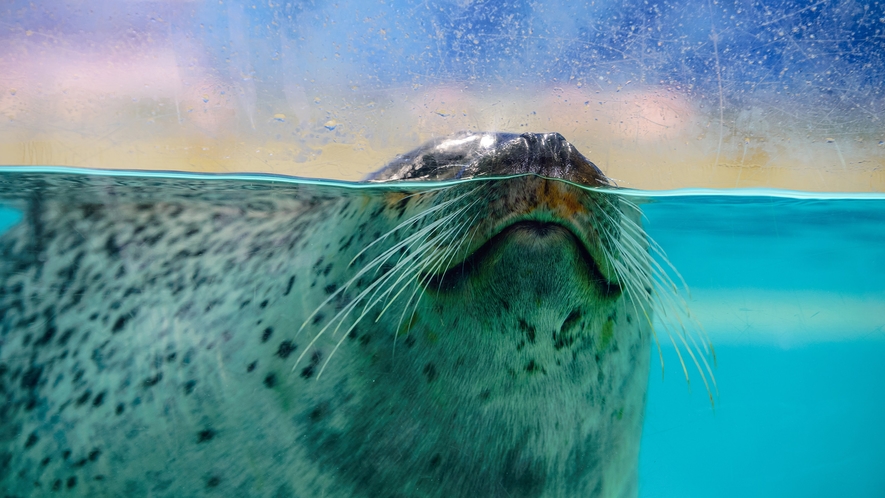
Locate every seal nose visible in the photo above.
<box><xmin>365</xmin><ymin>131</ymin><xmax>612</xmax><ymax>187</ymax></box>
<box><xmin>477</xmin><ymin>132</ymin><xmax>609</xmax><ymax>186</ymax></box>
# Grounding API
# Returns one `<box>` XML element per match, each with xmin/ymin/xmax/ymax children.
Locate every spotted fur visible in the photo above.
<box><xmin>0</xmin><ymin>133</ymin><xmax>679</xmax><ymax>497</ymax></box>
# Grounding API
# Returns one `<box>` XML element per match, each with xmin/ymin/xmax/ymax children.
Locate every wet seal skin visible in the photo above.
<box><xmin>0</xmin><ymin>132</ymin><xmax>713</xmax><ymax>497</ymax></box>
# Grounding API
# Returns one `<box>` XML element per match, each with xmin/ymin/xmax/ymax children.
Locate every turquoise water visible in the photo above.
<box><xmin>0</xmin><ymin>169</ymin><xmax>882</xmax><ymax>496</ymax></box>
<box><xmin>637</xmin><ymin>194</ymin><xmax>885</xmax><ymax>497</ymax></box>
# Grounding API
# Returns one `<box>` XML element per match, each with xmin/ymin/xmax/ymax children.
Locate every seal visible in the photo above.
<box><xmin>0</xmin><ymin>132</ymin><xmax>713</xmax><ymax>497</ymax></box>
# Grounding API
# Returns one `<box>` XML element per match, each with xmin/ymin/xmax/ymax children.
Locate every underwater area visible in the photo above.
<box><xmin>0</xmin><ymin>169</ymin><xmax>882</xmax><ymax>496</ymax></box>
<box><xmin>638</xmin><ymin>190</ymin><xmax>885</xmax><ymax>497</ymax></box>
<box><xmin>1</xmin><ymin>0</ymin><xmax>884</xmax><ymax>496</ymax></box>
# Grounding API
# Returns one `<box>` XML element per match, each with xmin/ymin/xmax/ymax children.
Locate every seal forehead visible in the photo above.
<box><xmin>365</xmin><ymin>132</ymin><xmax>611</xmax><ymax>187</ymax></box>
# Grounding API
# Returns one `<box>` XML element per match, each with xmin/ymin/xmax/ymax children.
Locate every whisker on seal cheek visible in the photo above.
<box><xmin>594</xmin><ymin>191</ymin><xmax>718</xmax><ymax>405</ymax></box>
<box><xmin>296</xmin><ymin>185</ymin><xmax>484</xmax><ymax>377</ymax></box>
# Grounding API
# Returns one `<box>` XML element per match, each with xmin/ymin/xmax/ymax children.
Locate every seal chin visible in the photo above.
<box><xmin>423</xmin><ymin>220</ymin><xmax>620</xmax><ymax>297</ymax></box>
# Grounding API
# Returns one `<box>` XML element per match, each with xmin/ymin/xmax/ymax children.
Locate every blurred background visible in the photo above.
<box><xmin>1</xmin><ymin>0</ymin><xmax>883</xmax><ymax>190</ymax></box>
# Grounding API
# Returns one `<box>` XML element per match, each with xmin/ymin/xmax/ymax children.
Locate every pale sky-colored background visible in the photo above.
<box><xmin>1</xmin><ymin>0</ymin><xmax>883</xmax><ymax>191</ymax></box>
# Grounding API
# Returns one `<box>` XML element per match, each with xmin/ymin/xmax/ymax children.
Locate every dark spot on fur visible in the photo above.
<box><xmin>52</xmin><ymin>478</ymin><xmax>62</xmax><ymax>491</ymax></box>
<box><xmin>323</xmin><ymin>284</ymin><xmax>337</xmax><ymax>295</ymax></box>
<box><xmin>276</xmin><ymin>340</ymin><xmax>296</xmax><ymax>359</ymax></box>
<box><xmin>82</xmin><ymin>203</ymin><xmax>103</xmax><ymax>218</ymax></box>
<box><xmin>111</xmin><ymin>311</ymin><xmax>135</xmax><ymax>333</ymax></box>
<box><xmin>479</xmin><ymin>389</ymin><xmax>491</xmax><ymax>400</ymax></box>
<box><xmin>143</xmin><ymin>373</ymin><xmax>162</xmax><ymax>388</ymax></box>
<box><xmin>300</xmin><ymin>365</ymin><xmax>315</xmax><ymax>379</ymax></box>
<box><xmin>34</xmin><ymin>324</ymin><xmax>57</xmax><ymax>347</ymax></box>
<box><xmin>261</xmin><ymin>327</ymin><xmax>273</xmax><ymax>343</ymax></box>
<box><xmin>63</xmin><ymin>450</ymin><xmax>71</xmax><ymax>460</ymax></box>
<box><xmin>144</xmin><ymin>232</ymin><xmax>164</xmax><ymax>246</ymax></box>
<box><xmin>184</xmin><ymin>380</ymin><xmax>197</xmax><ymax>395</ymax></box>
<box><xmin>561</xmin><ymin>309</ymin><xmax>582</xmax><ymax>334</ymax></box>
<box><xmin>104</xmin><ymin>234</ymin><xmax>120</xmax><ymax>258</ymax></box>
<box><xmin>41</xmin><ymin>456</ymin><xmax>51</xmax><ymax>466</ymax></box>
<box><xmin>207</xmin><ymin>476</ymin><xmax>221</xmax><ymax>488</ymax></box>
<box><xmin>21</xmin><ymin>366</ymin><xmax>42</xmax><ymax>389</ymax></box>
<box><xmin>115</xmin><ymin>403</ymin><xmax>125</xmax><ymax>415</ymax></box>
<box><xmin>24</xmin><ymin>432</ymin><xmax>38</xmax><ymax>449</ymax></box>
<box><xmin>518</xmin><ymin>319</ymin><xmax>536</xmax><ymax>344</ymax></box>
<box><xmin>88</xmin><ymin>448</ymin><xmax>101</xmax><ymax>462</ymax></box>
<box><xmin>429</xmin><ymin>454</ymin><xmax>442</xmax><ymax>470</ymax></box>
<box><xmin>423</xmin><ymin>363</ymin><xmax>438</xmax><ymax>383</ymax></box>
<box><xmin>311</xmin><ymin>313</ymin><xmax>325</xmax><ymax>325</ymax></box>
<box><xmin>92</xmin><ymin>391</ymin><xmax>105</xmax><ymax>407</ymax></box>
<box><xmin>309</xmin><ymin>402</ymin><xmax>329</xmax><ymax>422</ymax></box>
<box><xmin>264</xmin><ymin>373</ymin><xmax>276</xmax><ymax>388</ymax></box>
<box><xmin>197</xmin><ymin>429</ymin><xmax>216</xmax><ymax>443</ymax></box>
<box><xmin>75</xmin><ymin>390</ymin><xmax>92</xmax><ymax>406</ymax></box>
<box><xmin>259</xmin><ymin>299</ymin><xmax>269</xmax><ymax>309</ymax></box>
<box><xmin>66</xmin><ymin>475</ymin><xmax>77</xmax><ymax>488</ymax></box>
<box><xmin>247</xmin><ymin>361</ymin><xmax>257</xmax><ymax>373</ymax></box>
<box><xmin>283</xmin><ymin>275</ymin><xmax>296</xmax><ymax>296</ymax></box>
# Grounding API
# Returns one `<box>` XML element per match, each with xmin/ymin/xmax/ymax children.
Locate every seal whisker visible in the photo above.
<box><xmin>391</xmin><ymin>201</ymin><xmax>483</xmax><ymax>352</ymax></box>
<box><xmin>594</xmin><ymin>204</ymin><xmax>710</xmax><ymax>398</ymax></box>
<box><xmin>321</xmin><ymin>212</ymin><xmax>475</xmax><ymax>376</ymax></box>
<box><xmin>371</xmin><ymin>192</ymin><xmax>485</xmax><ymax>320</ymax></box>
<box><xmin>686</xmin><ymin>326</ymin><xmax>719</xmax><ymax>396</ymax></box>
<box><xmin>363</xmin><ymin>204</ymin><xmax>472</xmax><ymax>320</ymax></box>
<box><xmin>595</xmin><ymin>231</ymin><xmax>659</xmax><ymax>358</ymax></box>
<box><xmin>303</xmin><ymin>189</ymin><xmax>483</xmax><ymax>375</ymax></box>
<box><xmin>618</xmin><ymin>212</ymin><xmax>692</xmax><ymax>299</ymax></box>
<box><xmin>293</xmin><ymin>224</ymin><xmax>451</xmax><ymax>370</ymax></box>
<box><xmin>348</xmin><ymin>186</ymin><xmax>475</xmax><ymax>267</ymax></box>
<box><xmin>364</xmin><ymin>223</ymin><xmax>447</xmax><ymax>318</ymax></box>
<box><xmin>392</xmin><ymin>206</ymin><xmax>483</xmax><ymax>357</ymax></box>
<box><xmin>297</xmin><ymin>200</ymin><xmax>470</xmax><ymax>336</ymax></box>
<box><xmin>625</xmin><ymin>246</ymin><xmax>715</xmax><ymax>366</ymax></box>
<box><xmin>594</xmin><ymin>192</ymin><xmax>717</xmax><ymax>400</ymax></box>
<box><xmin>373</xmin><ymin>226</ymin><xmax>456</xmax><ymax>321</ymax></box>
<box><xmin>615</xmin><ymin>233</ymin><xmax>717</xmax><ymax>402</ymax></box>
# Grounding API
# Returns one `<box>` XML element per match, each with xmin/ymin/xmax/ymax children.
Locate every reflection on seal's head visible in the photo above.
<box><xmin>367</xmin><ymin>131</ymin><xmax>612</xmax><ymax>186</ymax></box>
<box><xmin>0</xmin><ymin>132</ymin><xmax>713</xmax><ymax>497</ymax></box>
